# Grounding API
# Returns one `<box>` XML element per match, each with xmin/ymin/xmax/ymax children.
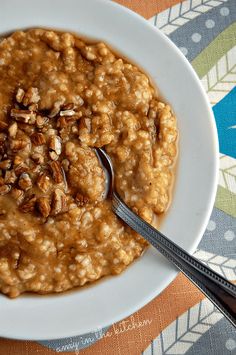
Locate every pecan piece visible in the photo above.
<box><xmin>37</xmin><ymin>173</ymin><xmax>51</xmax><ymax>192</ymax></box>
<box><xmin>37</xmin><ymin>197</ymin><xmax>51</xmax><ymax>218</ymax></box>
<box><xmin>11</xmin><ymin>109</ymin><xmax>36</xmax><ymax>124</ymax></box>
<box><xmin>4</xmin><ymin>170</ymin><xmax>17</xmax><ymax>184</ymax></box>
<box><xmin>78</xmin><ymin>117</ymin><xmax>92</xmax><ymax>133</ymax></box>
<box><xmin>49</xmin><ymin>99</ymin><xmax>65</xmax><ymax>118</ymax></box>
<box><xmin>14</xmin><ymin>155</ymin><xmax>24</xmax><ymax>165</ymax></box>
<box><xmin>0</xmin><ymin>177</ymin><xmax>5</xmax><ymax>186</ymax></box>
<box><xmin>8</xmin><ymin>122</ymin><xmax>18</xmax><ymax>138</ymax></box>
<box><xmin>10</xmin><ymin>139</ymin><xmax>28</xmax><ymax>151</ymax></box>
<box><xmin>19</xmin><ymin>194</ymin><xmax>36</xmax><ymax>213</ymax></box>
<box><xmin>11</xmin><ymin>188</ymin><xmax>24</xmax><ymax>204</ymax></box>
<box><xmin>16</xmin><ymin>88</ymin><xmax>25</xmax><ymax>103</ymax></box>
<box><xmin>48</xmin><ymin>135</ymin><xmax>62</xmax><ymax>155</ymax></box>
<box><xmin>75</xmin><ymin>193</ymin><xmax>89</xmax><ymax>206</ymax></box>
<box><xmin>49</xmin><ymin>151</ymin><xmax>59</xmax><ymax>161</ymax></box>
<box><xmin>0</xmin><ymin>184</ymin><xmax>11</xmax><ymax>195</ymax></box>
<box><xmin>51</xmin><ymin>189</ymin><xmax>67</xmax><ymax>215</ymax></box>
<box><xmin>0</xmin><ymin>121</ymin><xmax>8</xmax><ymax>131</ymax></box>
<box><xmin>62</xmin><ymin>102</ymin><xmax>74</xmax><ymax>110</ymax></box>
<box><xmin>49</xmin><ymin>161</ymin><xmax>64</xmax><ymax>183</ymax></box>
<box><xmin>18</xmin><ymin>173</ymin><xmax>32</xmax><ymax>191</ymax></box>
<box><xmin>59</xmin><ymin>109</ymin><xmax>75</xmax><ymax>117</ymax></box>
<box><xmin>14</xmin><ymin>163</ymin><xmax>29</xmax><ymax>176</ymax></box>
<box><xmin>22</xmin><ymin>87</ymin><xmax>40</xmax><ymax>106</ymax></box>
<box><xmin>0</xmin><ymin>159</ymin><xmax>11</xmax><ymax>170</ymax></box>
<box><xmin>36</xmin><ymin>115</ymin><xmax>49</xmax><ymax>128</ymax></box>
<box><xmin>31</xmin><ymin>133</ymin><xmax>46</xmax><ymax>146</ymax></box>
<box><xmin>31</xmin><ymin>153</ymin><xmax>44</xmax><ymax>165</ymax></box>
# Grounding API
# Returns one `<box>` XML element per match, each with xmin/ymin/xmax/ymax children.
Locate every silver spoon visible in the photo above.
<box><xmin>96</xmin><ymin>147</ymin><xmax>236</xmax><ymax>328</ymax></box>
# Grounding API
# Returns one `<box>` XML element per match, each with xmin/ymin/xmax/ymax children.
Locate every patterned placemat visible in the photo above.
<box><xmin>0</xmin><ymin>0</ymin><xmax>235</xmax><ymax>354</ymax></box>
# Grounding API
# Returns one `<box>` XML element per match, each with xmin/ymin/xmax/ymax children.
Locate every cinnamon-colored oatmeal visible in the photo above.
<box><xmin>0</xmin><ymin>29</ymin><xmax>177</xmax><ymax>298</ymax></box>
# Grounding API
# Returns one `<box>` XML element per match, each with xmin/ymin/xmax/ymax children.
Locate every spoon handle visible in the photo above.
<box><xmin>113</xmin><ymin>192</ymin><xmax>236</xmax><ymax>328</ymax></box>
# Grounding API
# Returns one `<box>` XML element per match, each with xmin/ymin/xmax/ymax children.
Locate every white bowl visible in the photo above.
<box><xmin>0</xmin><ymin>0</ymin><xmax>218</xmax><ymax>340</ymax></box>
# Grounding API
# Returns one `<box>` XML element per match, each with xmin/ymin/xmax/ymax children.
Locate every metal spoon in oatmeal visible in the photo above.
<box><xmin>0</xmin><ymin>29</ymin><xmax>177</xmax><ymax>297</ymax></box>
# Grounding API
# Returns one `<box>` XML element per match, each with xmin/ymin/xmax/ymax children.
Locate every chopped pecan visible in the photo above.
<box><xmin>37</xmin><ymin>197</ymin><xmax>51</xmax><ymax>218</ymax></box>
<box><xmin>57</xmin><ymin>116</ymin><xmax>67</xmax><ymax>129</ymax></box>
<box><xmin>49</xmin><ymin>151</ymin><xmax>59</xmax><ymax>161</ymax></box>
<box><xmin>19</xmin><ymin>194</ymin><xmax>36</xmax><ymax>213</ymax></box>
<box><xmin>49</xmin><ymin>99</ymin><xmax>65</xmax><ymax>118</ymax></box>
<box><xmin>16</xmin><ymin>88</ymin><xmax>25</xmax><ymax>103</ymax></box>
<box><xmin>48</xmin><ymin>135</ymin><xmax>62</xmax><ymax>155</ymax></box>
<box><xmin>51</xmin><ymin>188</ymin><xmax>67</xmax><ymax>215</ymax></box>
<box><xmin>49</xmin><ymin>161</ymin><xmax>64</xmax><ymax>183</ymax></box>
<box><xmin>8</xmin><ymin>122</ymin><xmax>18</xmax><ymax>138</ymax></box>
<box><xmin>75</xmin><ymin>193</ymin><xmax>89</xmax><ymax>206</ymax></box>
<box><xmin>61</xmin><ymin>159</ymin><xmax>70</xmax><ymax>172</ymax></box>
<box><xmin>31</xmin><ymin>132</ymin><xmax>46</xmax><ymax>146</ymax></box>
<box><xmin>18</xmin><ymin>173</ymin><xmax>32</xmax><ymax>191</ymax></box>
<box><xmin>0</xmin><ymin>159</ymin><xmax>11</xmax><ymax>170</ymax></box>
<box><xmin>0</xmin><ymin>133</ymin><xmax>7</xmax><ymax>143</ymax></box>
<box><xmin>37</xmin><ymin>173</ymin><xmax>51</xmax><ymax>192</ymax></box>
<box><xmin>0</xmin><ymin>177</ymin><xmax>5</xmax><ymax>186</ymax></box>
<box><xmin>14</xmin><ymin>163</ymin><xmax>29</xmax><ymax>176</ymax></box>
<box><xmin>23</xmin><ymin>87</ymin><xmax>40</xmax><ymax>106</ymax></box>
<box><xmin>0</xmin><ymin>184</ymin><xmax>11</xmax><ymax>195</ymax></box>
<box><xmin>11</xmin><ymin>188</ymin><xmax>24</xmax><ymax>204</ymax></box>
<box><xmin>62</xmin><ymin>102</ymin><xmax>74</xmax><ymax>110</ymax></box>
<box><xmin>0</xmin><ymin>120</ymin><xmax>8</xmax><ymax>130</ymax></box>
<box><xmin>10</xmin><ymin>139</ymin><xmax>28</xmax><ymax>151</ymax></box>
<box><xmin>28</xmin><ymin>103</ymin><xmax>38</xmax><ymax>111</ymax></box>
<box><xmin>14</xmin><ymin>155</ymin><xmax>24</xmax><ymax>165</ymax></box>
<box><xmin>4</xmin><ymin>170</ymin><xmax>17</xmax><ymax>184</ymax></box>
<box><xmin>11</xmin><ymin>109</ymin><xmax>36</xmax><ymax>124</ymax></box>
<box><xmin>17</xmin><ymin>122</ymin><xmax>35</xmax><ymax>135</ymax></box>
<box><xmin>78</xmin><ymin>117</ymin><xmax>92</xmax><ymax>133</ymax></box>
<box><xmin>36</xmin><ymin>115</ymin><xmax>49</xmax><ymax>128</ymax></box>
<box><xmin>59</xmin><ymin>109</ymin><xmax>75</xmax><ymax>117</ymax></box>
<box><xmin>31</xmin><ymin>153</ymin><xmax>44</xmax><ymax>164</ymax></box>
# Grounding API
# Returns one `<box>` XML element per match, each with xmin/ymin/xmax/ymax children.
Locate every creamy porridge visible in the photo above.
<box><xmin>0</xmin><ymin>29</ymin><xmax>177</xmax><ymax>297</ymax></box>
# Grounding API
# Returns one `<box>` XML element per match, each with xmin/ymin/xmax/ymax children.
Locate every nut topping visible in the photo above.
<box><xmin>19</xmin><ymin>194</ymin><xmax>36</xmax><ymax>213</ymax></box>
<box><xmin>48</xmin><ymin>135</ymin><xmax>62</xmax><ymax>155</ymax></box>
<box><xmin>75</xmin><ymin>193</ymin><xmax>89</xmax><ymax>206</ymax></box>
<box><xmin>0</xmin><ymin>121</ymin><xmax>8</xmax><ymax>131</ymax></box>
<box><xmin>22</xmin><ymin>87</ymin><xmax>40</xmax><ymax>106</ymax></box>
<box><xmin>11</xmin><ymin>188</ymin><xmax>24</xmax><ymax>204</ymax></box>
<box><xmin>49</xmin><ymin>161</ymin><xmax>64</xmax><ymax>183</ymax></box>
<box><xmin>0</xmin><ymin>159</ymin><xmax>11</xmax><ymax>170</ymax></box>
<box><xmin>18</xmin><ymin>173</ymin><xmax>32</xmax><ymax>191</ymax></box>
<box><xmin>14</xmin><ymin>163</ymin><xmax>29</xmax><ymax>176</ymax></box>
<box><xmin>37</xmin><ymin>173</ymin><xmax>51</xmax><ymax>192</ymax></box>
<box><xmin>16</xmin><ymin>88</ymin><xmax>25</xmax><ymax>103</ymax></box>
<box><xmin>31</xmin><ymin>153</ymin><xmax>44</xmax><ymax>165</ymax></box>
<box><xmin>49</xmin><ymin>151</ymin><xmax>59</xmax><ymax>161</ymax></box>
<box><xmin>51</xmin><ymin>188</ymin><xmax>67</xmax><ymax>215</ymax></box>
<box><xmin>4</xmin><ymin>170</ymin><xmax>17</xmax><ymax>184</ymax></box>
<box><xmin>59</xmin><ymin>109</ymin><xmax>75</xmax><ymax>117</ymax></box>
<box><xmin>0</xmin><ymin>184</ymin><xmax>11</xmax><ymax>195</ymax></box>
<box><xmin>11</xmin><ymin>109</ymin><xmax>36</xmax><ymax>124</ymax></box>
<box><xmin>31</xmin><ymin>132</ymin><xmax>46</xmax><ymax>146</ymax></box>
<box><xmin>37</xmin><ymin>197</ymin><xmax>51</xmax><ymax>218</ymax></box>
<box><xmin>36</xmin><ymin>115</ymin><xmax>49</xmax><ymax>128</ymax></box>
<box><xmin>8</xmin><ymin>122</ymin><xmax>18</xmax><ymax>138</ymax></box>
<box><xmin>10</xmin><ymin>139</ymin><xmax>28</xmax><ymax>151</ymax></box>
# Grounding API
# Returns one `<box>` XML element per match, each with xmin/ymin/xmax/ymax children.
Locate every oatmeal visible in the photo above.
<box><xmin>0</xmin><ymin>29</ymin><xmax>177</xmax><ymax>297</ymax></box>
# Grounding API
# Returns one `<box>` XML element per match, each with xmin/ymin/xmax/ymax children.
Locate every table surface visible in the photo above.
<box><xmin>0</xmin><ymin>0</ymin><xmax>235</xmax><ymax>354</ymax></box>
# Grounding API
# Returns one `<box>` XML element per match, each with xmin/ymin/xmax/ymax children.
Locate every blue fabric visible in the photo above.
<box><xmin>213</xmin><ymin>86</ymin><xmax>236</xmax><ymax>159</ymax></box>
